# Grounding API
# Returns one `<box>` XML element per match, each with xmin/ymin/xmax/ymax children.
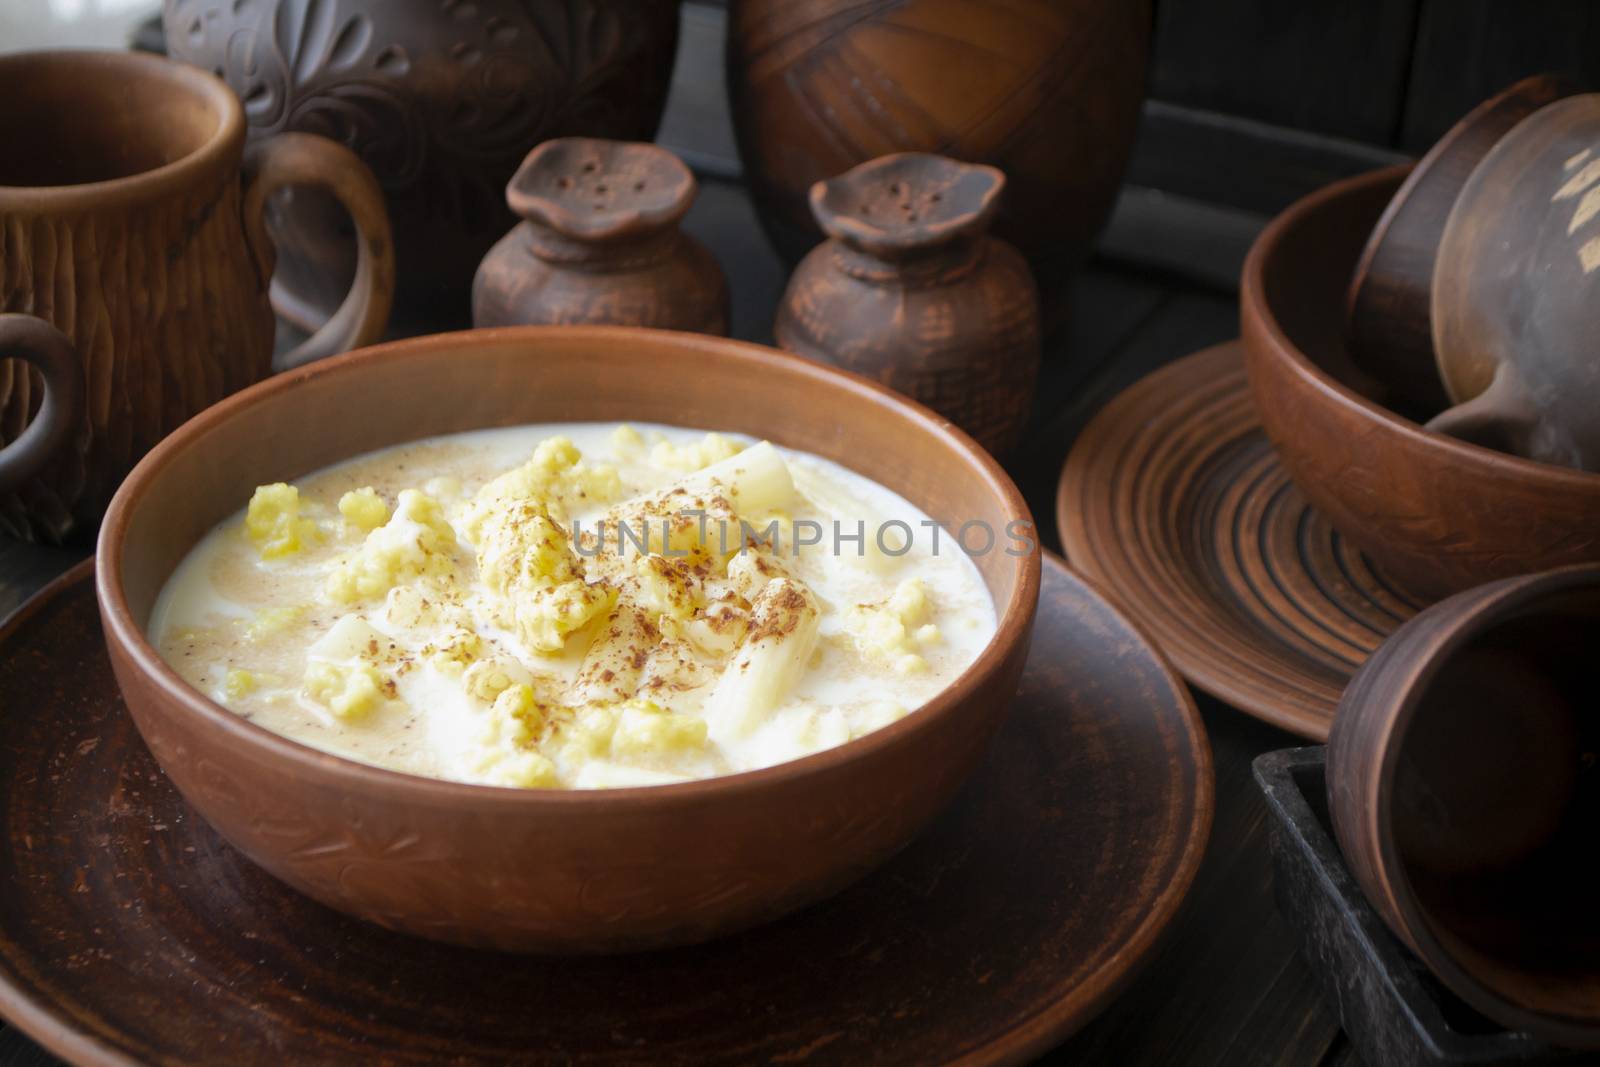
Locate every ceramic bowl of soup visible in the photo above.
<box><xmin>95</xmin><ymin>326</ymin><xmax>1041</xmax><ymax>953</ymax></box>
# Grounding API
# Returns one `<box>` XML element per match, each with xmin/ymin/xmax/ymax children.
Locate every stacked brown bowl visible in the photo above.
<box><xmin>1240</xmin><ymin>166</ymin><xmax>1600</xmax><ymax>600</ymax></box>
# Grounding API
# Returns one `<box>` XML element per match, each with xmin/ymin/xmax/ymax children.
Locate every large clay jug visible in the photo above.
<box><xmin>164</xmin><ymin>0</ymin><xmax>682</xmax><ymax>331</ymax></box>
<box><xmin>727</xmin><ymin>0</ymin><xmax>1149</xmax><ymax>313</ymax></box>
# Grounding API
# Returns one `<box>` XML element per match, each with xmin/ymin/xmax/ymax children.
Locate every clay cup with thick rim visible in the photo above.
<box><xmin>1328</xmin><ymin>563</ymin><xmax>1600</xmax><ymax>1048</ymax></box>
<box><xmin>0</xmin><ymin>49</ymin><xmax>394</xmax><ymax>543</ymax></box>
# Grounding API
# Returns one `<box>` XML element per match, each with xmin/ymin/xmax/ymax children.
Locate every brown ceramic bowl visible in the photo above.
<box><xmin>1327</xmin><ymin>563</ymin><xmax>1600</xmax><ymax>1047</ymax></box>
<box><xmin>94</xmin><ymin>326</ymin><xmax>1041</xmax><ymax>954</ymax></box>
<box><xmin>1241</xmin><ymin>167</ymin><xmax>1600</xmax><ymax>599</ymax></box>
<box><xmin>1344</xmin><ymin>74</ymin><xmax>1578</xmax><ymax>417</ymax></box>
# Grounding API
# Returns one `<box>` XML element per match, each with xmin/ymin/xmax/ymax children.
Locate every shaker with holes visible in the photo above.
<box><xmin>472</xmin><ymin>138</ymin><xmax>729</xmax><ymax>335</ymax></box>
<box><xmin>775</xmin><ymin>153</ymin><xmax>1041</xmax><ymax>455</ymax></box>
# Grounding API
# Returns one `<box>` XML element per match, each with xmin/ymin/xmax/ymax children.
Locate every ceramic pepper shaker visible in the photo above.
<box><xmin>473</xmin><ymin>138</ymin><xmax>729</xmax><ymax>334</ymax></box>
<box><xmin>775</xmin><ymin>154</ymin><xmax>1041</xmax><ymax>454</ymax></box>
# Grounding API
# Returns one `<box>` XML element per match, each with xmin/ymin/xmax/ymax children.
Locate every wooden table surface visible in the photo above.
<box><xmin>0</xmin><ymin>168</ymin><xmax>1363</xmax><ymax>1065</ymax></box>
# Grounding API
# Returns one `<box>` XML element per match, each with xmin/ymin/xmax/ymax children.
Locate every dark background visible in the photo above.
<box><xmin>3</xmin><ymin>3</ymin><xmax>1596</xmax><ymax>1064</ymax></box>
<box><xmin>1133</xmin><ymin>0</ymin><xmax>1600</xmax><ymax>213</ymax></box>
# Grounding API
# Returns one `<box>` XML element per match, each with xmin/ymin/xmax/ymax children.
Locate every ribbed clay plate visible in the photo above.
<box><xmin>0</xmin><ymin>555</ymin><xmax>1210</xmax><ymax>1066</ymax></box>
<box><xmin>1057</xmin><ymin>342</ymin><xmax>1424</xmax><ymax>740</ymax></box>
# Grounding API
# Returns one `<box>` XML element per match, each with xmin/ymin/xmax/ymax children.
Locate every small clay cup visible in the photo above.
<box><xmin>96</xmin><ymin>325</ymin><xmax>1041</xmax><ymax>953</ymax></box>
<box><xmin>1431</xmin><ymin>94</ymin><xmax>1600</xmax><ymax>472</ymax></box>
<box><xmin>0</xmin><ymin>49</ymin><xmax>394</xmax><ymax>543</ymax></box>
<box><xmin>472</xmin><ymin>139</ymin><xmax>728</xmax><ymax>334</ymax></box>
<box><xmin>1345</xmin><ymin>74</ymin><xmax>1578</xmax><ymax>417</ymax></box>
<box><xmin>775</xmin><ymin>153</ymin><xmax>1041</xmax><ymax>456</ymax></box>
<box><xmin>1241</xmin><ymin>166</ymin><xmax>1600</xmax><ymax>599</ymax></box>
<box><xmin>1328</xmin><ymin>563</ymin><xmax>1600</xmax><ymax>1047</ymax></box>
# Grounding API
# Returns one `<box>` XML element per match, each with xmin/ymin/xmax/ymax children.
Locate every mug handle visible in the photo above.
<box><xmin>0</xmin><ymin>315</ymin><xmax>85</xmax><ymax>495</ymax></box>
<box><xmin>241</xmin><ymin>132</ymin><xmax>396</xmax><ymax>373</ymax></box>
<box><xmin>1426</xmin><ymin>361</ymin><xmax>1545</xmax><ymax>461</ymax></box>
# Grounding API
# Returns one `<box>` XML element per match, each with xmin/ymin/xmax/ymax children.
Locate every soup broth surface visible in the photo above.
<box><xmin>153</xmin><ymin>423</ymin><xmax>998</xmax><ymax>789</ymax></box>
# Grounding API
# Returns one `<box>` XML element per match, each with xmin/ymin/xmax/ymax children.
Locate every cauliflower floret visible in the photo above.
<box><xmin>627</xmin><ymin>553</ymin><xmax>704</xmax><ymax>622</ymax></box>
<box><xmin>244</xmin><ymin>483</ymin><xmax>319</xmax><ymax>559</ymax></box>
<box><xmin>476</xmin><ymin>749</ymin><xmax>559</xmax><ymax>789</ymax></box>
<box><xmin>559</xmin><ymin>702</ymin><xmax>619</xmax><ymax>764</ymax></box>
<box><xmin>585</xmin><ymin>488</ymin><xmax>741</xmax><ymax>578</ymax></box>
<box><xmin>649</xmin><ymin>432</ymin><xmax>745</xmax><ymax>473</ymax></box>
<box><xmin>338</xmin><ymin>486</ymin><xmax>389</xmax><ymax>533</ymax></box>
<box><xmin>463</xmin><ymin>656</ymin><xmax>534</xmax><ymax>702</ymax></box>
<box><xmin>381</xmin><ymin>585</ymin><xmax>440</xmax><ymax>630</ymax></box>
<box><xmin>423</xmin><ymin>476</ymin><xmax>461</xmax><ymax>501</ymax></box>
<box><xmin>610</xmin><ymin>699</ymin><xmax>708</xmax><ymax>756</ymax></box>
<box><xmin>427</xmin><ymin>625</ymin><xmax>482</xmax><ymax>676</ymax></box>
<box><xmin>303</xmin><ymin>660</ymin><xmax>387</xmax><ymax>720</ymax></box>
<box><xmin>461</xmin><ymin>435</ymin><xmax>621</xmax><ymax>538</ymax></box>
<box><xmin>787</xmin><ymin>705</ymin><xmax>852</xmax><ymax>752</ymax></box>
<box><xmin>846</xmin><ymin>578</ymin><xmax>941</xmax><ymax>675</ymax></box>
<box><xmin>461</xmin><ymin>684</ymin><xmax>562</xmax><ymax>788</ymax></box>
<box><xmin>487</xmin><ymin>683</ymin><xmax>547</xmax><ymax>747</ymax></box>
<box><xmin>245</xmin><ymin>605</ymin><xmax>302</xmax><ymax>641</ymax></box>
<box><xmin>853</xmin><ymin>700</ymin><xmax>909</xmax><ymax>737</ymax></box>
<box><xmin>475</xmin><ymin>499</ymin><xmax>613</xmax><ymax>654</ymax></box>
<box><xmin>326</xmin><ymin>489</ymin><xmax>458</xmax><ymax>604</ymax></box>
<box><xmin>610</xmin><ymin>424</ymin><xmax>646</xmax><ymax>455</ymax></box>
<box><xmin>222</xmin><ymin>668</ymin><xmax>257</xmax><ymax>700</ymax></box>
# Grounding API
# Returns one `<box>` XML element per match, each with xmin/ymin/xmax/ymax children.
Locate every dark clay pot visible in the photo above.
<box><xmin>473</xmin><ymin>139</ymin><xmax>728</xmax><ymax>334</ymax></box>
<box><xmin>727</xmin><ymin>0</ymin><xmax>1149</xmax><ymax>319</ymax></box>
<box><xmin>775</xmin><ymin>154</ymin><xmax>1041</xmax><ymax>455</ymax></box>
<box><xmin>163</xmin><ymin>0</ymin><xmax>682</xmax><ymax>331</ymax></box>
<box><xmin>1430</xmin><ymin>94</ymin><xmax>1600</xmax><ymax>473</ymax></box>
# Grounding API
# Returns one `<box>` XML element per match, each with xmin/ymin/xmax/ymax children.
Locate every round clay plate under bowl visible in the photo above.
<box><xmin>1057</xmin><ymin>342</ymin><xmax>1425</xmax><ymax>741</ymax></box>
<box><xmin>0</xmin><ymin>556</ymin><xmax>1211</xmax><ymax>1066</ymax></box>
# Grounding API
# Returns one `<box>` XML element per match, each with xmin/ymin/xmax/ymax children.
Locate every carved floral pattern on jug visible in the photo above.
<box><xmin>163</xmin><ymin>0</ymin><xmax>681</xmax><ymax>321</ymax></box>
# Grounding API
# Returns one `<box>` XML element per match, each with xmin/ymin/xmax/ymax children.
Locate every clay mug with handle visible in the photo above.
<box><xmin>1431</xmin><ymin>94</ymin><xmax>1600</xmax><ymax>472</ymax></box>
<box><xmin>0</xmin><ymin>49</ymin><xmax>394</xmax><ymax>543</ymax></box>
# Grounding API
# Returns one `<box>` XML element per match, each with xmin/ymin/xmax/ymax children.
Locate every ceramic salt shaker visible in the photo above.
<box><xmin>473</xmin><ymin>138</ymin><xmax>728</xmax><ymax>334</ymax></box>
<box><xmin>775</xmin><ymin>153</ymin><xmax>1041</xmax><ymax>455</ymax></box>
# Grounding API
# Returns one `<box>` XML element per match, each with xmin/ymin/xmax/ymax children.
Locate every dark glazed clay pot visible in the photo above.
<box><xmin>727</xmin><ymin>0</ymin><xmax>1149</xmax><ymax>314</ymax></box>
<box><xmin>163</xmin><ymin>0</ymin><xmax>682</xmax><ymax>330</ymax></box>
<box><xmin>1344</xmin><ymin>74</ymin><xmax>1578</xmax><ymax>418</ymax></box>
<box><xmin>473</xmin><ymin>139</ymin><xmax>728</xmax><ymax>333</ymax></box>
<box><xmin>776</xmin><ymin>154</ymin><xmax>1040</xmax><ymax>456</ymax></box>
<box><xmin>1328</xmin><ymin>563</ymin><xmax>1600</xmax><ymax>1048</ymax></box>
<box><xmin>1431</xmin><ymin>94</ymin><xmax>1600</xmax><ymax>473</ymax></box>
